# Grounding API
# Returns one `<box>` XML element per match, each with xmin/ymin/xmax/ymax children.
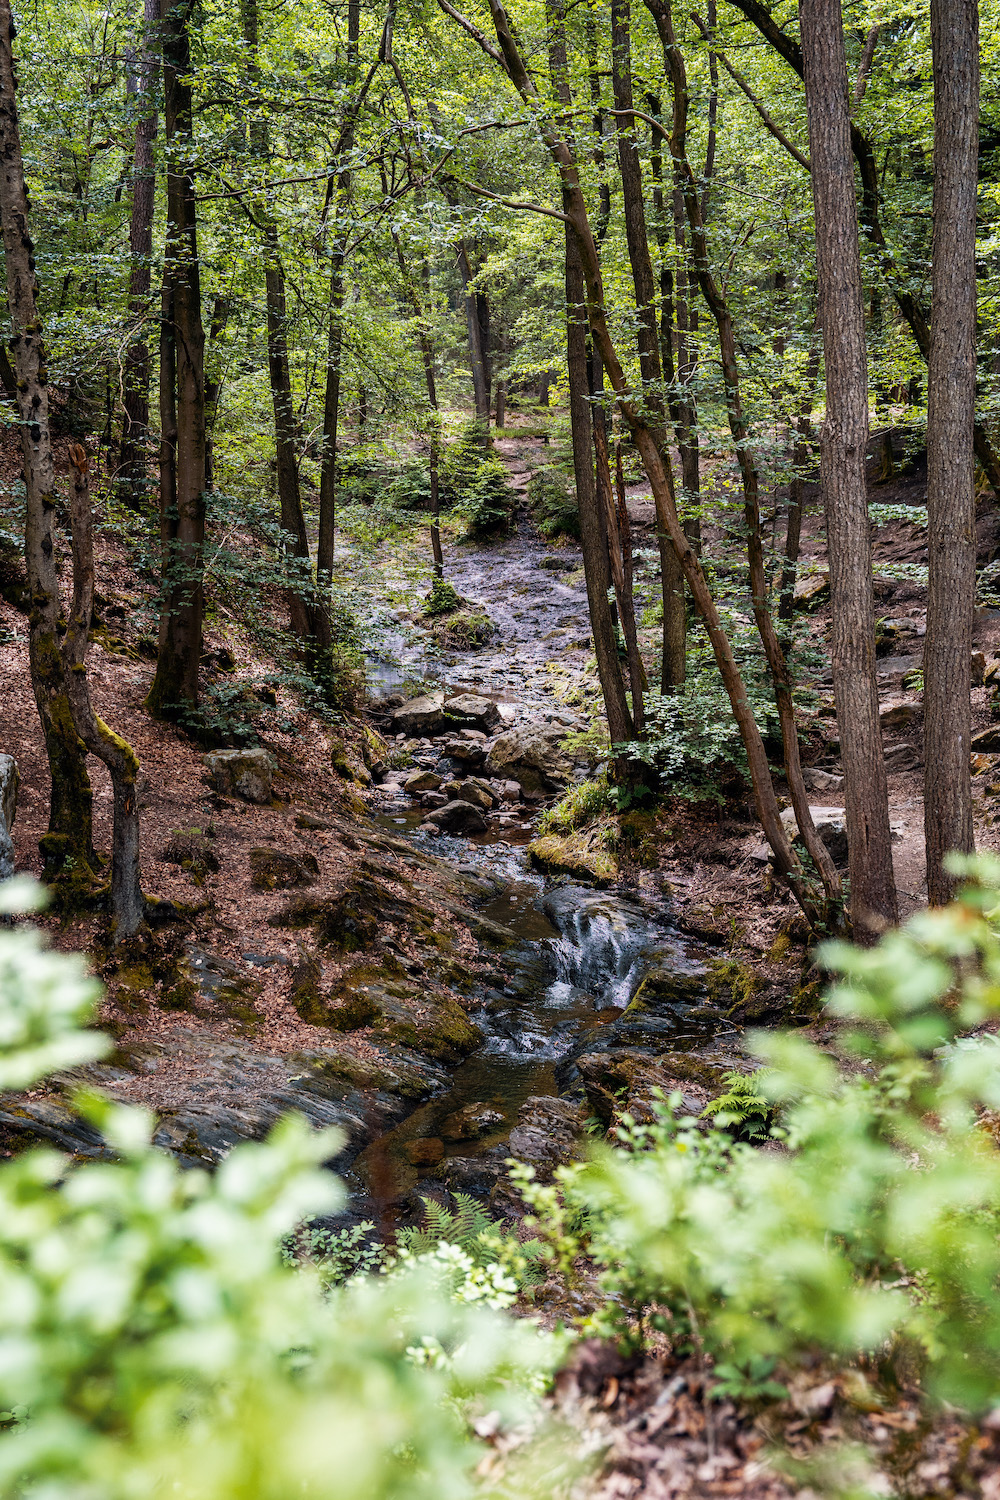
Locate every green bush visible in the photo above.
<box><xmin>526</xmin><ymin>466</ymin><xmax>578</xmax><ymax>539</ymax></box>
<box><xmin>514</xmin><ymin>855</ymin><xmax>1000</xmax><ymax>1415</ymax></box>
<box><xmin>0</xmin><ymin>880</ymin><xmax>557</xmax><ymax>1499</ymax></box>
<box><xmin>439</xmin><ymin>423</ymin><xmax>515</xmax><ymax>536</ymax></box>
<box><xmin>423</xmin><ymin>577</ymin><xmax>462</xmax><ymax>616</ymax></box>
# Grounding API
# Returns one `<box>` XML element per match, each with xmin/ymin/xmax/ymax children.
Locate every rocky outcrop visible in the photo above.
<box><xmin>204</xmin><ymin>748</ymin><xmax>277</xmax><ymax>804</ymax></box>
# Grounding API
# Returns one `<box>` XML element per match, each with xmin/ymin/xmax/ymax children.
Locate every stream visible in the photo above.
<box><xmin>349</xmin><ymin>470</ymin><xmax>739</xmax><ymax>1219</ymax></box>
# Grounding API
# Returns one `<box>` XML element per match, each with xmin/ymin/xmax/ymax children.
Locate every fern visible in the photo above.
<box><xmin>398</xmin><ymin>1195</ymin><xmax>547</xmax><ymax>1289</ymax></box>
<box><xmin>701</xmin><ymin>1070</ymin><xmax>771</xmax><ymax>1140</ymax></box>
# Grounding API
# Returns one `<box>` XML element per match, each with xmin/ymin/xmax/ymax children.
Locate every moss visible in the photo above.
<box><xmin>706</xmin><ymin>957</ymin><xmax>763</xmax><ymax>1019</ymax></box>
<box><xmin>528</xmin><ymin>830</ymin><xmax>618</xmax><ymax>887</ymax></box>
<box><xmin>329</xmin><ymin>734</ymin><xmax>371</xmax><ymax>786</ymax></box>
<box><xmin>768</xmin><ymin>931</ymin><xmax>792</xmax><ymax>964</ymax></box>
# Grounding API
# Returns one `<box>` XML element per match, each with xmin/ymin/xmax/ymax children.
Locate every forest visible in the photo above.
<box><xmin>1</xmin><ymin>0</ymin><xmax>1000</xmax><ymax>1494</ymax></box>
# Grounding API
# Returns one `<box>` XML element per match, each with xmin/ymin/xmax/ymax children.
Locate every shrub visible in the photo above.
<box><xmin>423</xmin><ymin>577</ymin><xmax>463</xmax><ymax>616</ymax></box>
<box><xmin>526</xmin><ymin>466</ymin><xmax>579</xmax><ymax>539</ymax></box>
<box><xmin>0</xmin><ymin>882</ymin><xmax>558</xmax><ymax>1499</ymax></box>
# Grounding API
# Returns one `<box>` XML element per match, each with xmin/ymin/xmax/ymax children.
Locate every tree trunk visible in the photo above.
<box><xmin>778</xmin><ymin>342</ymin><xmax>820</xmax><ymax>623</ymax></box>
<box><xmin>118</xmin><ymin>0</ymin><xmax>159</xmax><ymax>509</ymax></box>
<box><xmin>457</xmin><ymin>240</ymin><xmax>491</xmax><ymax>432</ymax></box>
<box><xmin>923</xmin><ymin>0</ymin><xmax>979</xmax><ymax>904</ymax></box>
<box><xmin>146</xmin><ymin>0</ymin><xmax>207</xmax><ymax>722</ymax></box>
<box><xmin>316</xmin><ymin>0</ymin><xmax>360</xmax><ymax>646</ymax></box>
<box><xmin>203</xmin><ymin>292</ymin><xmax>231</xmax><ymax>493</ymax></box>
<box><xmin>800</xmin><ymin>0</ymin><xmax>898</xmax><ymax>934</ymax></box>
<box><xmin>610</xmin><ymin>0</ymin><xmax>684</xmax><ymax>693</ymax></box>
<box><xmin>64</xmin><ymin>447</ymin><xmax>146</xmax><ymax>941</ymax></box>
<box><xmin>0</xmin><ymin>0</ymin><xmax>98</xmax><ymax>890</ymax></box>
<box><xmin>565</xmin><ymin>230</ymin><xmax>636</xmax><ymax>754</ymax></box>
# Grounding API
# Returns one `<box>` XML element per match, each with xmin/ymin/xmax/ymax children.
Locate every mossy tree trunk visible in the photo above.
<box><xmin>65</xmin><ymin>448</ymin><xmax>146</xmax><ymax>941</ymax></box>
<box><xmin>0</xmin><ymin>0</ymin><xmax>99</xmax><ymax>893</ymax></box>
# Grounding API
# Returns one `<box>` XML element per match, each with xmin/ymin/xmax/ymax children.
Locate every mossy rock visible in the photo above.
<box><xmin>249</xmin><ymin>847</ymin><xmax>319</xmax><ymax>891</ymax></box>
<box><xmin>329</xmin><ymin>735</ymin><xmax>371</xmax><ymax>786</ymax></box>
<box><xmin>327</xmin><ymin>968</ymin><xmax>481</xmax><ymax>1062</ymax></box>
<box><xmin>159</xmin><ymin>829</ymin><xmax>219</xmax><ymax>885</ymax></box>
<box><xmin>430</xmin><ymin>609</ymin><xmax>494</xmax><ymax>651</ymax></box>
<box><xmin>617</xmin><ymin>810</ymin><xmax>660</xmax><ymax>869</ymax></box>
<box><xmin>528</xmin><ymin>830</ymin><xmax>618</xmax><ymax>887</ymax></box>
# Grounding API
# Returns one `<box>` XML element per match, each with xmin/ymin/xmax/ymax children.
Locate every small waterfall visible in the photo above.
<box><xmin>480</xmin><ymin>887</ymin><xmax>657</xmax><ymax>1061</ymax></box>
<box><xmin>545</xmin><ymin>898</ymin><xmax>649</xmax><ymax>1010</ymax></box>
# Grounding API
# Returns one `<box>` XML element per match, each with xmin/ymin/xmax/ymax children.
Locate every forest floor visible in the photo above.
<box><xmin>2</xmin><ymin>416</ymin><xmax>1000</xmax><ymax>1496</ymax></box>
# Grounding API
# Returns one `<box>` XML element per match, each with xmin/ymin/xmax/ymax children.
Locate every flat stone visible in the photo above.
<box><xmin>972</xmin><ymin>726</ymin><xmax>1000</xmax><ymax>754</ymax></box>
<box><xmin>793</xmin><ymin>571</ymin><xmax>829</xmax><ymax>609</ymax></box>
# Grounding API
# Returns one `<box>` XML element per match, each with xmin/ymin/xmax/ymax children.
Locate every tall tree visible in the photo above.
<box><xmin>0</xmin><ymin>0</ymin><xmax>98</xmax><ymax>890</ymax></box>
<box><xmin>240</xmin><ymin>0</ymin><xmax>317</xmax><ymax>645</ymax></box>
<box><xmin>800</xmin><ymin>0</ymin><xmax>897</xmax><ymax>935</ymax></box>
<box><xmin>117</xmin><ymin>0</ymin><xmax>159</xmax><ymax>507</ymax></box>
<box><xmin>146</xmin><ymin>0</ymin><xmax>207</xmax><ymax>720</ymax></box>
<box><xmin>923</xmin><ymin>0</ymin><xmax>980</xmax><ymax>905</ymax></box>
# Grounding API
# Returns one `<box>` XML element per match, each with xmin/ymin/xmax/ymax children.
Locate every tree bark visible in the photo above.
<box><xmin>64</xmin><ymin>447</ymin><xmax>146</xmax><ymax>941</ymax></box>
<box><xmin>457</xmin><ymin>239</ymin><xmax>491</xmax><ymax>431</ymax></box>
<box><xmin>203</xmin><ymin>292</ymin><xmax>231</xmax><ymax>493</ymax></box>
<box><xmin>800</xmin><ymin>0</ymin><xmax>898</xmax><ymax>934</ymax></box>
<box><xmin>778</xmin><ymin>342</ymin><xmax>820</xmax><ymax>623</ymax></box>
<box><xmin>0</xmin><ymin>0</ymin><xmax>98</xmax><ymax>889</ymax></box>
<box><xmin>146</xmin><ymin>0</ymin><xmax>207</xmax><ymax>721</ymax></box>
<box><xmin>923</xmin><ymin>0</ymin><xmax>979</xmax><ymax>904</ymax></box>
<box><xmin>118</xmin><ymin>0</ymin><xmax>159</xmax><ymax>508</ymax></box>
<box><xmin>610</xmin><ymin>0</ymin><xmax>684</xmax><ymax>693</ymax></box>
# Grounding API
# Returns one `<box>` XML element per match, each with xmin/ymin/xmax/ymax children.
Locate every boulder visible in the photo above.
<box><xmin>204</xmin><ymin>748</ymin><xmax>277</xmax><ymax>804</ymax></box>
<box><xmin>779</xmin><ymin>805</ymin><xmax>905</xmax><ymax>866</ymax></box>
<box><xmin>441</xmin><ymin>1103</ymin><xmax>506</xmax><ymax>1141</ymax></box>
<box><xmin>0</xmin><ymin>753</ymin><xmax>18</xmax><ymax>882</ymax></box>
<box><xmin>329</xmin><ymin>736</ymin><xmax>371</xmax><ymax>786</ymax></box>
<box><xmin>403</xmin><ymin>769</ymin><xmax>442</xmax><ymax>794</ymax></box>
<box><xmin>249</xmin><ymin>847</ymin><xmax>319</xmax><ymax>891</ymax></box>
<box><xmin>440</xmin><ymin>737</ymin><xmax>487</xmax><ymax>768</ymax></box>
<box><xmin>793</xmin><ymin>571</ymin><xmax>829</xmax><ymax>610</ymax></box>
<box><xmin>885</xmin><ymin>742</ymin><xmax>921</xmax><ymax>771</ymax></box>
<box><xmin>422</xmin><ymin>799</ymin><xmax>488</xmax><ymax>835</ymax></box>
<box><xmin>443</xmin><ymin>693</ymin><xmax>501</xmax><ymax>732</ymax></box>
<box><xmin>538</xmin><ymin>554</ymin><xmax>579</xmax><ymax>573</ymax></box>
<box><xmin>880</xmin><ymin>700</ymin><xmax>921</xmax><ymax>731</ymax></box>
<box><xmin>453</xmin><ymin>779</ymin><xmax>495</xmax><ymax>811</ymax></box>
<box><xmin>486</xmin><ymin>726</ymin><xmax>572</xmax><ymax>794</ymax></box>
<box><xmin>391</xmin><ymin>694</ymin><xmax>445</xmax><ymax>736</ymax></box>
<box><xmin>803</xmin><ymin>767</ymin><xmax>843</xmax><ymax>794</ymax></box>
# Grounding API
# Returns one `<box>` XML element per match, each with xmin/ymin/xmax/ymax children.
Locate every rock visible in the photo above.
<box><xmin>793</xmin><ymin>571</ymin><xmax>829</xmax><ymax>610</ymax></box>
<box><xmin>499</xmin><ymin>781</ymin><xmax>521</xmax><ymax>803</ymax></box>
<box><xmin>486</xmin><ymin>726</ymin><xmax>572</xmax><ymax>794</ymax></box>
<box><xmin>880</xmin><ymin>701</ymin><xmax>921</xmax><ymax>731</ymax></box>
<box><xmin>441</xmin><ymin>1103</ymin><xmax>506</xmax><ymax>1141</ymax></box>
<box><xmin>538</xmin><ymin>554</ymin><xmax>579</xmax><ymax>572</ymax></box>
<box><xmin>391</xmin><ymin>694</ymin><xmax>445</xmax><ymax>736</ymax></box>
<box><xmin>972</xmin><ymin>726</ymin><xmax>1000</xmax><ymax>754</ymax></box>
<box><xmin>972</xmin><ymin>652</ymin><xmax>987</xmax><ymax>688</ymax></box>
<box><xmin>203</xmin><ymin>748</ymin><xmax>277</xmax><ymax>804</ymax></box>
<box><xmin>780</xmin><ymin>804</ymin><xmax>849</xmax><ymax>865</ymax></box>
<box><xmin>506</xmin><ymin>1096</ymin><xmax>586</xmax><ymax>1177</ymax></box>
<box><xmin>423</xmin><ymin>800</ymin><xmax>488</xmax><ymax>835</ymax></box>
<box><xmin>329</xmin><ymin>969</ymin><xmax>482</xmax><ymax>1062</ymax></box>
<box><xmin>404</xmin><ymin>769</ymin><xmax>442</xmax><ymax>794</ymax></box>
<box><xmin>329</xmin><ymin>736</ymin><xmax>371</xmax><ymax>786</ymax></box>
<box><xmin>453</xmin><ymin>779</ymin><xmax>495</xmax><ymax>811</ymax></box>
<box><xmin>0</xmin><ymin>752</ymin><xmax>18</xmax><ymax>882</ymax></box>
<box><xmin>528</xmin><ymin>831</ymin><xmax>617</xmax><ymax>886</ymax></box>
<box><xmin>158</xmin><ymin>828</ymin><xmax>220</xmax><ymax>884</ymax></box>
<box><xmin>885</xmin><ymin>742</ymin><xmax>921</xmax><ymax>770</ymax></box>
<box><xmin>441</xmin><ymin>738</ymin><xmax>486</xmax><ymax>768</ymax></box>
<box><xmin>443</xmin><ymin>693</ymin><xmax>501</xmax><ymax>732</ymax></box>
<box><xmin>249</xmin><ymin>847</ymin><xmax>319</xmax><ymax>890</ymax></box>
<box><xmin>294</xmin><ymin>812</ymin><xmax>332</xmax><ymax>831</ymax></box>
<box><xmin>803</xmin><ymin>767</ymin><xmax>844</xmax><ymax>793</ymax></box>
<box><xmin>441</xmin><ymin>1148</ymin><xmax>508</xmax><ymax>1198</ymax></box>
